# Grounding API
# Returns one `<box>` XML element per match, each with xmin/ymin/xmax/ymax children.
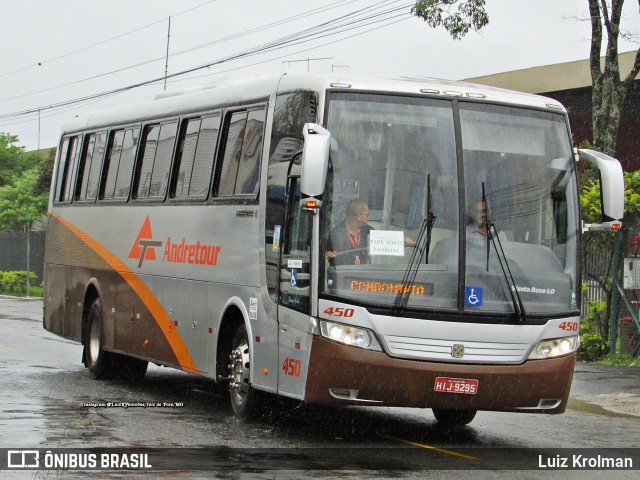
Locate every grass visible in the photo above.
<box><xmin>595</xmin><ymin>352</ymin><xmax>640</xmax><ymax>366</ymax></box>
<box><xmin>0</xmin><ymin>286</ymin><xmax>43</xmax><ymax>298</ymax></box>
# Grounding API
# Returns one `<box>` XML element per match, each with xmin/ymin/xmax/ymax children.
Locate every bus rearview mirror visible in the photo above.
<box><xmin>300</xmin><ymin>123</ymin><xmax>331</xmax><ymax>203</ymax></box>
<box><xmin>578</xmin><ymin>149</ymin><xmax>624</xmax><ymax>232</ymax></box>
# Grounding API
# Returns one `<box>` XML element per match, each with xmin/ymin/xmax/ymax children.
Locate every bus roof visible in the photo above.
<box><xmin>60</xmin><ymin>72</ymin><xmax>566</xmax><ymax>135</ymax></box>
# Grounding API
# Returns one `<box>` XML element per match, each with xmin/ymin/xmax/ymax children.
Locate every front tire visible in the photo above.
<box><xmin>228</xmin><ymin>324</ymin><xmax>258</xmax><ymax>420</ymax></box>
<box><xmin>432</xmin><ymin>408</ymin><xmax>477</xmax><ymax>426</ymax></box>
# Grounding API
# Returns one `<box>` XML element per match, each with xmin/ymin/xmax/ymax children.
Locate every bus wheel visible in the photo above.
<box><xmin>228</xmin><ymin>323</ymin><xmax>258</xmax><ymax>420</ymax></box>
<box><xmin>432</xmin><ymin>408</ymin><xmax>477</xmax><ymax>426</ymax></box>
<box><xmin>115</xmin><ymin>355</ymin><xmax>148</xmax><ymax>382</ymax></box>
<box><xmin>85</xmin><ymin>298</ymin><xmax>110</xmax><ymax>380</ymax></box>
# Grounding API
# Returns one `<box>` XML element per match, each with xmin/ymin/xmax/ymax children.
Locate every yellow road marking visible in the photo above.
<box><xmin>0</xmin><ymin>344</ymin><xmax>17</xmax><ymax>351</ymax></box>
<box><xmin>383</xmin><ymin>435</ymin><xmax>479</xmax><ymax>461</ymax></box>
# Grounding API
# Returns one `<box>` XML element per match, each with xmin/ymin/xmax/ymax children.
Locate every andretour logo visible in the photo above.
<box><xmin>129</xmin><ymin>215</ymin><xmax>162</xmax><ymax>268</ymax></box>
<box><xmin>128</xmin><ymin>215</ymin><xmax>222</xmax><ymax>269</ymax></box>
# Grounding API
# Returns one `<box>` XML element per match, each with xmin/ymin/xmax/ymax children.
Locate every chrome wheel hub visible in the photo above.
<box><xmin>229</xmin><ymin>340</ymin><xmax>250</xmax><ymax>401</ymax></box>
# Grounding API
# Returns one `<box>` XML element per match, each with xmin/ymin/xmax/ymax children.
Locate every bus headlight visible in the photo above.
<box><xmin>528</xmin><ymin>336</ymin><xmax>579</xmax><ymax>359</ymax></box>
<box><xmin>320</xmin><ymin>321</ymin><xmax>382</xmax><ymax>351</ymax></box>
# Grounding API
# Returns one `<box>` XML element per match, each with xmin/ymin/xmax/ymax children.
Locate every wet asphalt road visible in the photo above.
<box><xmin>1</xmin><ymin>297</ymin><xmax>639</xmax><ymax>479</ymax></box>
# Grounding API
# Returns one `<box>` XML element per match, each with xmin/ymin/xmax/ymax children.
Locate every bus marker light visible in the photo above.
<box><xmin>262</xmin><ymin>369</ymin><xmax>269</xmax><ymax>375</ymax></box>
<box><xmin>305</xmin><ymin>200</ymin><xmax>318</xmax><ymax>209</ymax></box>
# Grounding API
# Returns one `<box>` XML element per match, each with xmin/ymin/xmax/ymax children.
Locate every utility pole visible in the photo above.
<box><xmin>164</xmin><ymin>16</ymin><xmax>171</xmax><ymax>91</ymax></box>
<box><xmin>283</xmin><ymin>57</ymin><xmax>333</xmax><ymax>72</ymax></box>
<box><xmin>37</xmin><ymin>109</ymin><xmax>41</xmax><ymax>150</ymax></box>
<box><xmin>25</xmin><ymin>221</ymin><xmax>31</xmax><ymax>297</ymax></box>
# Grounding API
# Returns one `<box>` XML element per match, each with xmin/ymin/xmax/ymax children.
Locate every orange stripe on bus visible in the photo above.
<box><xmin>51</xmin><ymin>213</ymin><xmax>197</xmax><ymax>373</ymax></box>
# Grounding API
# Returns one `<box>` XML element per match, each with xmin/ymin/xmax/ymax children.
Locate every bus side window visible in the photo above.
<box><xmin>54</xmin><ymin>135</ymin><xmax>81</xmax><ymax>204</ymax></box>
<box><xmin>54</xmin><ymin>137</ymin><xmax>71</xmax><ymax>202</ymax></box>
<box><xmin>171</xmin><ymin>114</ymin><xmax>221</xmax><ymax>200</ymax></box>
<box><xmin>237</xmin><ymin>108</ymin><xmax>266</xmax><ymax>195</ymax></box>
<box><xmin>76</xmin><ymin>132</ymin><xmax>106</xmax><ymax>202</ymax></box>
<box><xmin>134</xmin><ymin>121</ymin><xmax>178</xmax><ymax>200</ymax></box>
<box><xmin>216</xmin><ymin>106</ymin><xmax>266</xmax><ymax>197</ymax></box>
<box><xmin>114</xmin><ymin>128</ymin><xmax>139</xmax><ymax>200</ymax></box>
<box><xmin>101</xmin><ymin>130</ymin><xmax>125</xmax><ymax>200</ymax></box>
<box><xmin>218</xmin><ymin>111</ymin><xmax>247</xmax><ymax>196</ymax></box>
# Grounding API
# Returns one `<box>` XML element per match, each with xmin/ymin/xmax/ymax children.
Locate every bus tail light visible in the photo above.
<box><xmin>320</xmin><ymin>321</ymin><xmax>382</xmax><ymax>352</ymax></box>
<box><xmin>528</xmin><ymin>336</ymin><xmax>579</xmax><ymax>360</ymax></box>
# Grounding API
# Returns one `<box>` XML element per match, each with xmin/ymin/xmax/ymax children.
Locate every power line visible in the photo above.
<box><xmin>0</xmin><ymin>0</ymin><xmax>368</xmax><ymax>104</ymax></box>
<box><xmin>0</xmin><ymin>1</ymin><xmax>414</xmax><ymax>125</ymax></box>
<box><xmin>0</xmin><ymin>0</ymin><xmax>222</xmax><ymax>80</ymax></box>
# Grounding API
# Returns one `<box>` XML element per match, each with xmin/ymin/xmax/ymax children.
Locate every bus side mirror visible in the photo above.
<box><xmin>578</xmin><ymin>148</ymin><xmax>624</xmax><ymax>232</ymax></box>
<box><xmin>300</xmin><ymin>123</ymin><xmax>330</xmax><ymax>208</ymax></box>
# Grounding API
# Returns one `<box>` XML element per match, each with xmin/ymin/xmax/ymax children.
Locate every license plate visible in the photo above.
<box><xmin>434</xmin><ymin>377</ymin><xmax>478</xmax><ymax>395</ymax></box>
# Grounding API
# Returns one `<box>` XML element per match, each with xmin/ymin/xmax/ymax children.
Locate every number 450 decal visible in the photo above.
<box><xmin>282</xmin><ymin>358</ymin><xmax>301</xmax><ymax>377</ymax></box>
<box><xmin>323</xmin><ymin>307</ymin><xmax>354</xmax><ymax>318</ymax></box>
<box><xmin>559</xmin><ymin>321</ymin><xmax>579</xmax><ymax>332</ymax></box>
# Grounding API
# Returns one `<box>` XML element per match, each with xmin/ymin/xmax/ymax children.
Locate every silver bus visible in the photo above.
<box><xmin>44</xmin><ymin>73</ymin><xmax>624</xmax><ymax>425</ymax></box>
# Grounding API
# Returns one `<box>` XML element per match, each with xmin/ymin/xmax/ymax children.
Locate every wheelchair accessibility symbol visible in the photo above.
<box><xmin>465</xmin><ymin>286</ymin><xmax>483</xmax><ymax>307</ymax></box>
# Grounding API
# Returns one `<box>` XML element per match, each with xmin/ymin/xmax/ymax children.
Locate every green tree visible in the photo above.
<box><xmin>34</xmin><ymin>147</ymin><xmax>56</xmax><ymax>197</ymax></box>
<box><xmin>0</xmin><ymin>132</ymin><xmax>51</xmax><ymax>188</ymax></box>
<box><xmin>0</xmin><ymin>133</ymin><xmax>53</xmax><ymax>231</ymax></box>
<box><xmin>412</xmin><ymin>0</ymin><xmax>489</xmax><ymax>40</ymax></box>
<box><xmin>580</xmin><ymin>170</ymin><xmax>640</xmax><ymax>342</ymax></box>
<box><xmin>0</xmin><ymin>168</ymin><xmax>49</xmax><ymax>232</ymax></box>
<box><xmin>0</xmin><ymin>132</ymin><xmax>28</xmax><ymax>187</ymax></box>
<box><xmin>588</xmin><ymin>0</ymin><xmax>640</xmax><ymax>157</ymax></box>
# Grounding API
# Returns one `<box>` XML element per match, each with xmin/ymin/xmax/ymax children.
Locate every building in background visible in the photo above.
<box><xmin>465</xmin><ymin>51</ymin><xmax>639</xmax><ymax>172</ymax></box>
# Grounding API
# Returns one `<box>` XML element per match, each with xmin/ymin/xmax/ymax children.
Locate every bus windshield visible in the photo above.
<box><xmin>321</xmin><ymin>92</ymin><xmax>579</xmax><ymax>318</ymax></box>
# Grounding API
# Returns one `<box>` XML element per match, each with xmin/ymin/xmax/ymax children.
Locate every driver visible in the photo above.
<box><xmin>326</xmin><ymin>199</ymin><xmax>372</xmax><ymax>266</ymax></box>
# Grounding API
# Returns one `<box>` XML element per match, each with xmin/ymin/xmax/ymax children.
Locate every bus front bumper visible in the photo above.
<box><xmin>304</xmin><ymin>335</ymin><xmax>575</xmax><ymax>413</ymax></box>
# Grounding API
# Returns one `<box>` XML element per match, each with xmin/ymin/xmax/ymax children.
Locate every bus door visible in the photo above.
<box><xmin>277</xmin><ymin>173</ymin><xmax>313</xmax><ymax>399</ymax></box>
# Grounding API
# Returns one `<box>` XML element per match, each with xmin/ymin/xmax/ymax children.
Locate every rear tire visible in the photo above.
<box><xmin>114</xmin><ymin>355</ymin><xmax>148</xmax><ymax>382</ymax></box>
<box><xmin>432</xmin><ymin>408</ymin><xmax>477</xmax><ymax>426</ymax></box>
<box><xmin>84</xmin><ymin>298</ymin><xmax>111</xmax><ymax>379</ymax></box>
<box><xmin>228</xmin><ymin>324</ymin><xmax>259</xmax><ymax>420</ymax></box>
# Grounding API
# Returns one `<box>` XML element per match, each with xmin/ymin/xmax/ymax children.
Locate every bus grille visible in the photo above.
<box><xmin>383</xmin><ymin>335</ymin><xmax>530</xmax><ymax>363</ymax></box>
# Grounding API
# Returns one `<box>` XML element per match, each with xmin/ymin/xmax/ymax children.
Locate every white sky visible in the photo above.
<box><xmin>0</xmin><ymin>0</ymin><xmax>638</xmax><ymax>151</ymax></box>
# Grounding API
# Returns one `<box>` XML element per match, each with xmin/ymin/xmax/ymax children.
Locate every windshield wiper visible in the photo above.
<box><xmin>479</xmin><ymin>182</ymin><xmax>526</xmax><ymax>324</ymax></box>
<box><xmin>392</xmin><ymin>175</ymin><xmax>436</xmax><ymax>314</ymax></box>
<box><xmin>488</xmin><ymin>225</ymin><xmax>527</xmax><ymax>324</ymax></box>
<box><xmin>424</xmin><ymin>174</ymin><xmax>437</xmax><ymax>264</ymax></box>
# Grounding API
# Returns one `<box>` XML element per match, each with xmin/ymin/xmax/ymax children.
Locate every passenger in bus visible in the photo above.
<box><xmin>326</xmin><ymin>199</ymin><xmax>373</xmax><ymax>266</ymax></box>
<box><xmin>326</xmin><ymin>199</ymin><xmax>415</xmax><ymax>266</ymax></box>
